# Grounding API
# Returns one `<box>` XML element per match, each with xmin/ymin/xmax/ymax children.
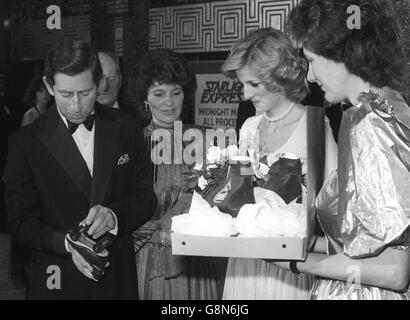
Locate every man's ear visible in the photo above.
<box><xmin>42</xmin><ymin>76</ymin><xmax>55</xmax><ymax>96</ymax></box>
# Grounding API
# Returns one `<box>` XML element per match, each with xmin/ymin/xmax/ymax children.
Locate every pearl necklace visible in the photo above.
<box><xmin>263</xmin><ymin>102</ymin><xmax>296</xmax><ymax>122</ymax></box>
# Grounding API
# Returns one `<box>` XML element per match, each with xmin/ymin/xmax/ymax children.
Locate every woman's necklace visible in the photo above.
<box><xmin>263</xmin><ymin>102</ymin><xmax>296</xmax><ymax>122</ymax></box>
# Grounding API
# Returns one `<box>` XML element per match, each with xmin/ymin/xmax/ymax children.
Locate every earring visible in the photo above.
<box><xmin>144</xmin><ymin>102</ymin><xmax>149</xmax><ymax>112</ymax></box>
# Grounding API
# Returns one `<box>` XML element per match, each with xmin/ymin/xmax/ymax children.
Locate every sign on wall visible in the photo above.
<box><xmin>195</xmin><ymin>73</ymin><xmax>243</xmax><ymax>129</ymax></box>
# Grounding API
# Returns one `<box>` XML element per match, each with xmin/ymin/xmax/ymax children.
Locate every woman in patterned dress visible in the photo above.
<box><xmin>133</xmin><ymin>48</ymin><xmax>227</xmax><ymax>300</ymax></box>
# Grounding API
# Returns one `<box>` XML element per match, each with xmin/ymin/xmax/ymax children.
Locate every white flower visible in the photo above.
<box><xmin>226</xmin><ymin>145</ymin><xmax>239</xmax><ymax>158</ymax></box>
<box><xmin>253</xmin><ymin>163</ymin><xmax>269</xmax><ymax>179</ymax></box>
<box><xmin>206</xmin><ymin>164</ymin><xmax>218</xmax><ymax>170</ymax></box>
<box><xmin>198</xmin><ymin>176</ymin><xmax>208</xmax><ymax>190</ymax></box>
<box><xmin>193</xmin><ymin>162</ymin><xmax>203</xmax><ymax>171</ymax></box>
<box><xmin>221</xmin><ymin>148</ymin><xmax>228</xmax><ymax>160</ymax></box>
<box><xmin>259</xmin><ymin>163</ymin><xmax>270</xmax><ymax>176</ymax></box>
<box><xmin>267</xmin><ymin>152</ymin><xmax>281</xmax><ymax>167</ymax></box>
<box><xmin>221</xmin><ymin>145</ymin><xmax>239</xmax><ymax>161</ymax></box>
<box><xmin>206</xmin><ymin>146</ymin><xmax>222</xmax><ymax>164</ymax></box>
<box><xmin>247</xmin><ymin>148</ymin><xmax>259</xmax><ymax>163</ymax></box>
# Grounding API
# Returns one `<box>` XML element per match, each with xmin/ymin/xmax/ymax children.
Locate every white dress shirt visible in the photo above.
<box><xmin>57</xmin><ymin>108</ymin><xmax>95</xmax><ymax>176</ymax></box>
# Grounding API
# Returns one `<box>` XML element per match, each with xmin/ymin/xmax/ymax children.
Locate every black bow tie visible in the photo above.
<box><xmin>67</xmin><ymin>114</ymin><xmax>95</xmax><ymax>135</ymax></box>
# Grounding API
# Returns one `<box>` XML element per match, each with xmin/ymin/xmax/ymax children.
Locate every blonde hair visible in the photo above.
<box><xmin>222</xmin><ymin>28</ymin><xmax>309</xmax><ymax>103</ymax></box>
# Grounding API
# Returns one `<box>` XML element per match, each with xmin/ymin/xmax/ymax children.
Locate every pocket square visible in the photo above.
<box><xmin>118</xmin><ymin>154</ymin><xmax>130</xmax><ymax>165</ymax></box>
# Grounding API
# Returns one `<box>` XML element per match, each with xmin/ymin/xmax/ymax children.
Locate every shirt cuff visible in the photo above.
<box><xmin>109</xmin><ymin>209</ymin><xmax>118</xmax><ymax>236</ymax></box>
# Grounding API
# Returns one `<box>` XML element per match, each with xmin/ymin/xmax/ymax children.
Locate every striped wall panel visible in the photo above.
<box><xmin>11</xmin><ymin>0</ymin><xmax>301</xmax><ymax>59</ymax></box>
<box><xmin>11</xmin><ymin>15</ymin><xmax>91</xmax><ymax>60</ymax></box>
<box><xmin>114</xmin><ymin>16</ymin><xmax>124</xmax><ymax>56</ymax></box>
<box><xmin>149</xmin><ymin>0</ymin><xmax>300</xmax><ymax>52</ymax></box>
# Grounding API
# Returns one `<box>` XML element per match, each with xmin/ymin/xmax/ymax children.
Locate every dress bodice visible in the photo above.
<box><xmin>239</xmin><ymin>111</ymin><xmax>338</xmax><ymax>178</ymax></box>
<box><xmin>239</xmin><ymin>113</ymin><xmax>309</xmax><ymax>174</ymax></box>
<box><xmin>144</xmin><ymin>121</ymin><xmax>206</xmax><ymax>220</ymax></box>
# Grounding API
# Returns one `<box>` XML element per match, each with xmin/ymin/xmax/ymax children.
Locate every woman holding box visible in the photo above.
<box><xmin>269</xmin><ymin>0</ymin><xmax>410</xmax><ymax>299</ymax></box>
<box><xmin>221</xmin><ymin>27</ymin><xmax>338</xmax><ymax>300</ymax></box>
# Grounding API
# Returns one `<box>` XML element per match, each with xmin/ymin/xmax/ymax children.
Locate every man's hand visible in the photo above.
<box><xmin>67</xmin><ymin>242</ymin><xmax>96</xmax><ymax>281</ymax></box>
<box><xmin>82</xmin><ymin>205</ymin><xmax>116</xmax><ymax>239</ymax></box>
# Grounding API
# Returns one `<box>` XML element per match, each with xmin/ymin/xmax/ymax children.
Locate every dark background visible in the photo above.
<box><xmin>1</xmin><ymin>0</ymin><xmax>409</xmax><ymax>124</ymax></box>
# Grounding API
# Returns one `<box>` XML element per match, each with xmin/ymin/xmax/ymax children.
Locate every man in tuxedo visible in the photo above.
<box><xmin>4</xmin><ymin>40</ymin><xmax>156</xmax><ymax>299</ymax></box>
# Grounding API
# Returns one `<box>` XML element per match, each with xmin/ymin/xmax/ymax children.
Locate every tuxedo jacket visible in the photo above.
<box><xmin>4</xmin><ymin>103</ymin><xmax>157</xmax><ymax>299</ymax></box>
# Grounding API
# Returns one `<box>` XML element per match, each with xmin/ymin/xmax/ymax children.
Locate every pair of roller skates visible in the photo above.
<box><xmin>66</xmin><ymin>224</ymin><xmax>115</xmax><ymax>281</ymax></box>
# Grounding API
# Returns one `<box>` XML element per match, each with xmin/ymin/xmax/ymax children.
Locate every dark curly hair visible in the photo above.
<box><xmin>44</xmin><ymin>40</ymin><xmax>102</xmax><ymax>86</ymax></box>
<box><xmin>221</xmin><ymin>28</ymin><xmax>309</xmax><ymax>103</ymax></box>
<box><xmin>135</xmin><ymin>49</ymin><xmax>197</xmax><ymax>126</ymax></box>
<box><xmin>288</xmin><ymin>0</ymin><xmax>407</xmax><ymax>92</ymax></box>
<box><xmin>23</xmin><ymin>75</ymin><xmax>51</xmax><ymax>109</ymax></box>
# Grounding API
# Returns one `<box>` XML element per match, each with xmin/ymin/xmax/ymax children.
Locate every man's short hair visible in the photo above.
<box><xmin>98</xmin><ymin>52</ymin><xmax>122</xmax><ymax>76</ymax></box>
<box><xmin>44</xmin><ymin>40</ymin><xmax>102</xmax><ymax>86</ymax></box>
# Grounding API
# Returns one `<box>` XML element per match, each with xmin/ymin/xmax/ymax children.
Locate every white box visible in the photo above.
<box><xmin>171</xmin><ymin>106</ymin><xmax>325</xmax><ymax>261</ymax></box>
<box><xmin>171</xmin><ymin>233</ymin><xmax>309</xmax><ymax>260</ymax></box>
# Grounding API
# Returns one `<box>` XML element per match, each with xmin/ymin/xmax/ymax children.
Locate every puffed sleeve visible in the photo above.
<box><xmin>339</xmin><ymin>91</ymin><xmax>410</xmax><ymax>258</ymax></box>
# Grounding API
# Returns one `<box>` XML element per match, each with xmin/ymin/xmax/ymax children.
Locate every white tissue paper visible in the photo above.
<box><xmin>235</xmin><ymin>187</ymin><xmax>306</xmax><ymax>237</ymax></box>
<box><xmin>172</xmin><ymin>188</ymin><xmax>306</xmax><ymax>238</ymax></box>
<box><xmin>171</xmin><ymin>191</ymin><xmax>237</xmax><ymax>237</ymax></box>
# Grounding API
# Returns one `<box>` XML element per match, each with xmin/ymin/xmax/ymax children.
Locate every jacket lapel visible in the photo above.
<box><xmin>89</xmin><ymin>104</ymin><xmax>121</xmax><ymax>207</ymax></box>
<box><xmin>38</xmin><ymin>105</ymin><xmax>92</xmax><ymax>202</ymax></box>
